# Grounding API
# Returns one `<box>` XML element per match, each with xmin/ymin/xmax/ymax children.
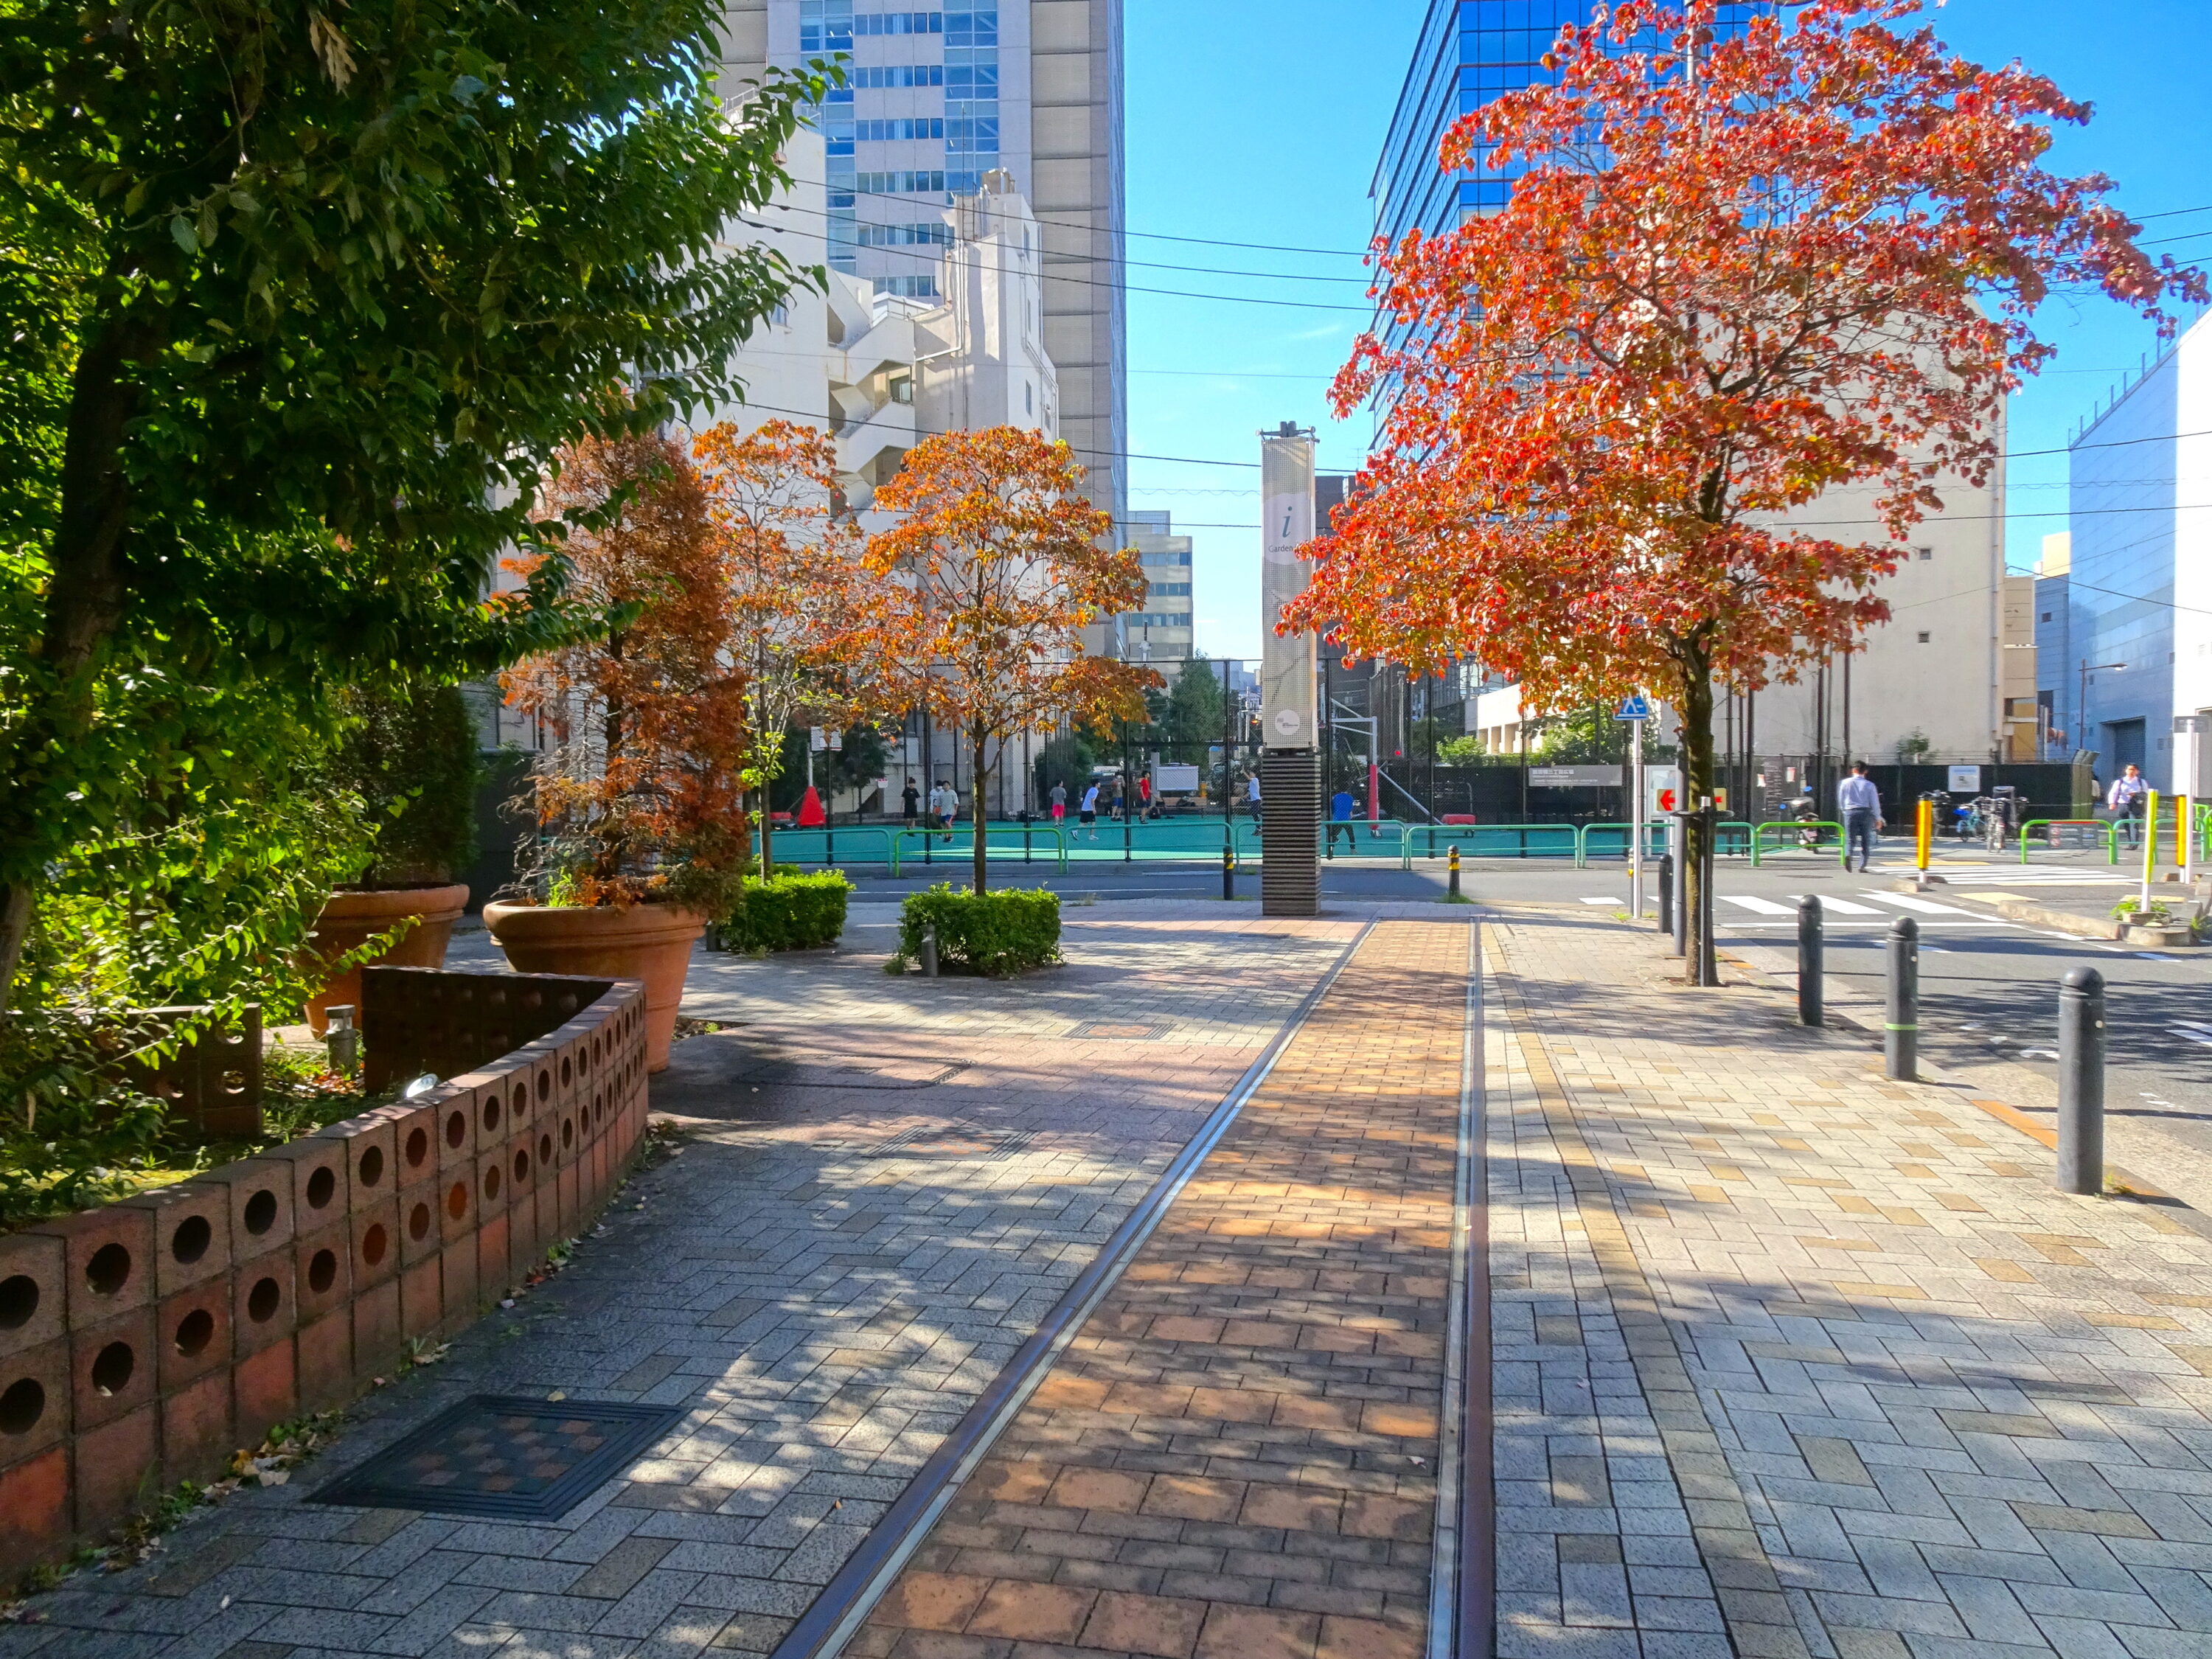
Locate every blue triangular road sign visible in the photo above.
<box><xmin>1613</xmin><ymin>694</ymin><xmax>1653</xmax><ymax>722</ymax></box>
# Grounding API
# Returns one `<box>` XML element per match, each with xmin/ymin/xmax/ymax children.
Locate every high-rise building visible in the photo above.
<box><xmin>1373</xmin><ymin>2</ymin><xmax>1764</xmax><ymax>251</ymax></box>
<box><xmin>719</xmin><ymin>2</ymin><xmax>1126</xmax><ymax>549</ymax></box>
<box><xmin>1124</xmin><ymin>510</ymin><xmax>1193</xmax><ymax>665</ymax></box>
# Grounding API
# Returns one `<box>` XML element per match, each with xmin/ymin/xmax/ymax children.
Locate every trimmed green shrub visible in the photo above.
<box><xmin>899</xmin><ymin>884</ymin><xmax>1060</xmax><ymax>977</ymax></box>
<box><xmin>330</xmin><ymin>682</ymin><xmax>482</xmax><ymax>886</ymax></box>
<box><xmin>720</xmin><ymin>871</ymin><xmax>852</xmax><ymax>953</ymax></box>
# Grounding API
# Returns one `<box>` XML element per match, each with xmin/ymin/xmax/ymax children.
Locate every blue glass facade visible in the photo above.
<box><xmin>798</xmin><ymin>2</ymin><xmax>1002</xmax><ymax>294</ymax></box>
<box><xmin>1372</xmin><ymin>2</ymin><xmax>1764</xmax><ymax>250</ymax></box>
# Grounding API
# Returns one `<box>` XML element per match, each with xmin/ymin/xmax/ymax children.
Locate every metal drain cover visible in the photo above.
<box><xmin>1068</xmin><ymin>1020</ymin><xmax>1172</xmax><ymax>1040</ymax></box>
<box><xmin>866</xmin><ymin>1124</ymin><xmax>1034</xmax><ymax>1160</ymax></box>
<box><xmin>313</xmin><ymin>1395</ymin><xmax>683</xmax><ymax>1520</ymax></box>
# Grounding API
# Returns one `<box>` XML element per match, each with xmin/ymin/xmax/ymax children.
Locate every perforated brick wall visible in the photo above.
<box><xmin>0</xmin><ymin>971</ymin><xmax>650</xmax><ymax>1576</ymax></box>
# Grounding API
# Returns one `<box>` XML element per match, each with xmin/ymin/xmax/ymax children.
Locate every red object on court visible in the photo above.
<box><xmin>796</xmin><ymin>787</ymin><xmax>827</xmax><ymax>828</ymax></box>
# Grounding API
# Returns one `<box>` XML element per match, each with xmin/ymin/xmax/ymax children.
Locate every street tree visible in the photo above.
<box><xmin>693</xmin><ymin>420</ymin><xmax>875</xmax><ymax>875</ymax></box>
<box><xmin>0</xmin><ymin>0</ymin><xmax>830</xmax><ymax>1006</ymax></box>
<box><xmin>501</xmin><ymin>435</ymin><xmax>750</xmax><ymax>916</ymax></box>
<box><xmin>1284</xmin><ymin>0</ymin><xmax>2202</xmax><ymax>981</ymax></box>
<box><xmin>866</xmin><ymin>429</ymin><xmax>1155</xmax><ymax>894</ymax></box>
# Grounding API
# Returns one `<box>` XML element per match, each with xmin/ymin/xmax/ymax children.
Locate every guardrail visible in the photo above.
<box><xmin>755</xmin><ymin>825</ymin><xmax>897</xmax><ymax>869</ymax></box>
<box><xmin>1750</xmin><ymin>820</ymin><xmax>1848</xmax><ymax>869</ymax></box>
<box><xmin>889</xmin><ymin>825</ymin><xmax>1069</xmax><ymax>875</ymax></box>
<box><xmin>1575</xmin><ymin>822</ymin><xmax>1669</xmax><ymax>866</ymax></box>
<box><xmin>2018</xmin><ymin>818</ymin><xmax>2118</xmax><ymax>865</ymax></box>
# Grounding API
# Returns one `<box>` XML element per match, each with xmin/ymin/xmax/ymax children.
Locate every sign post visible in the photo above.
<box><xmin>1615</xmin><ymin>694</ymin><xmax>1653</xmax><ymax>921</ymax></box>
<box><xmin>1259</xmin><ymin>423</ymin><xmax>1321</xmax><ymax>917</ymax></box>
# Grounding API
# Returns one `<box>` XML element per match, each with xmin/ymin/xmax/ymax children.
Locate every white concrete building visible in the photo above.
<box><xmin>2065</xmin><ymin>310</ymin><xmax>2212</xmax><ymax>795</ymax></box>
<box><xmin>707</xmin><ymin>133</ymin><xmax>1057</xmax><ymax>508</ymax></box>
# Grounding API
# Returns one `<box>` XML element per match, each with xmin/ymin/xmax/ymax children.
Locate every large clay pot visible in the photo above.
<box><xmin>481</xmin><ymin>901</ymin><xmax>706</xmax><ymax>1071</ymax></box>
<box><xmin>304</xmin><ymin>884</ymin><xmax>472</xmax><ymax>1038</ymax></box>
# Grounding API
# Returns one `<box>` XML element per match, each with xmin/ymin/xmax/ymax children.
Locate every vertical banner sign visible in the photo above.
<box><xmin>1260</xmin><ymin>427</ymin><xmax>1318</xmax><ymax>751</ymax></box>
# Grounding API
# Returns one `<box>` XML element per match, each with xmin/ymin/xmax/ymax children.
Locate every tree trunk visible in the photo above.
<box><xmin>757</xmin><ymin>787</ymin><xmax>774</xmax><ymax>878</ymax></box>
<box><xmin>1677</xmin><ymin>661</ymin><xmax>1719</xmax><ymax>987</ymax></box>
<box><xmin>971</xmin><ymin>725</ymin><xmax>990</xmax><ymax>894</ymax></box>
<box><xmin>0</xmin><ymin>316</ymin><xmax>153</xmax><ymax>1017</ymax></box>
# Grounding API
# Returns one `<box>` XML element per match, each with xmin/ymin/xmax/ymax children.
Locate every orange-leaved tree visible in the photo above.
<box><xmin>866</xmin><ymin>428</ymin><xmax>1155</xmax><ymax>894</ymax></box>
<box><xmin>502</xmin><ymin>433</ymin><xmax>750</xmax><ymax>916</ymax></box>
<box><xmin>693</xmin><ymin>419</ymin><xmax>877</xmax><ymax>876</ymax></box>
<box><xmin>1286</xmin><ymin>0</ymin><xmax>2202</xmax><ymax>982</ymax></box>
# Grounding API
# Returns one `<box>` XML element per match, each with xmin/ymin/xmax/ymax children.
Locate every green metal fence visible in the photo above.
<box><xmin>2017</xmin><ymin>818</ymin><xmax>2118</xmax><ymax>865</ymax></box>
<box><xmin>1749</xmin><ymin>820</ymin><xmax>1848</xmax><ymax>869</ymax></box>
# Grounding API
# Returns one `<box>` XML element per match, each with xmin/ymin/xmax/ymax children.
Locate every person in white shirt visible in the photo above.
<box><xmin>1245</xmin><ymin>773</ymin><xmax>1262</xmax><ymax>827</ymax></box>
<box><xmin>1079</xmin><ymin>783</ymin><xmax>1100</xmax><ymax>839</ymax></box>
<box><xmin>930</xmin><ymin>782</ymin><xmax>957</xmax><ymax>841</ymax></box>
<box><xmin>2108</xmin><ymin>764</ymin><xmax>2149</xmax><ymax>848</ymax></box>
<box><xmin>1837</xmin><ymin>763</ymin><xmax>1884</xmax><ymax>872</ymax></box>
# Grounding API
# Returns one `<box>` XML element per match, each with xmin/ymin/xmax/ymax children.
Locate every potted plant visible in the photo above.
<box><xmin>488</xmin><ymin>433</ymin><xmax>750</xmax><ymax>1069</ymax></box>
<box><xmin>302</xmin><ymin>682</ymin><xmax>483</xmax><ymax>1034</ymax></box>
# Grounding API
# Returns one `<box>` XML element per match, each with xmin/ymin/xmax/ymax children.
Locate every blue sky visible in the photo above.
<box><xmin>1122</xmin><ymin>0</ymin><xmax>2212</xmax><ymax>662</ymax></box>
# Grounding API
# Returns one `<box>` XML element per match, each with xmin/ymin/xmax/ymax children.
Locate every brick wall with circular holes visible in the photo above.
<box><xmin>0</xmin><ymin>978</ymin><xmax>650</xmax><ymax>1575</ymax></box>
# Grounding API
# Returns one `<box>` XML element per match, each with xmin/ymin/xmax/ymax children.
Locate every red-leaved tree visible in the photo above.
<box><xmin>693</xmin><ymin>419</ymin><xmax>877</xmax><ymax>876</ymax></box>
<box><xmin>502</xmin><ymin>434</ymin><xmax>750</xmax><ymax>915</ymax></box>
<box><xmin>1286</xmin><ymin>0</ymin><xmax>2201</xmax><ymax>980</ymax></box>
<box><xmin>866</xmin><ymin>428</ymin><xmax>1155</xmax><ymax>894</ymax></box>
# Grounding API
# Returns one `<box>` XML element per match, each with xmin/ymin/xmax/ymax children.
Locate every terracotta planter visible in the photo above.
<box><xmin>481</xmin><ymin>901</ymin><xmax>706</xmax><ymax>1071</ymax></box>
<box><xmin>304</xmin><ymin>884</ymin><xmax>472</xmax><ymax>1038</ymax></box>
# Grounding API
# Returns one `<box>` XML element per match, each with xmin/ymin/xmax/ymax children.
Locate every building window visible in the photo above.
<box><xmin>851</xmin><ymin>65</ymin><xmax>945</xmax><ymax>87</ymax></box>
<box><xmin>1916</xmin><ymin>631</ymin><xmax>1931</xmax><ymax>644</ymax></box>
<box><xmin>874</xmin><ymin>275</ymin><xmax>939</xmax><ymax>299</ymax></box>
<box><xmin>855</xmin><ymin>119</ymin><xmax>946</xmax><ymax>142</ymax></box>
<box><xmin>1025</xmin><ymin>381</ymin><xmax>1033</xmax><ymax>415</ymax></box>
<box><xmin>2040</xmin><ymin>611</ymin><xmax>2052</xmax><ymax>622</ymax></box>
<box><xmin>1916</xmin><ymin>547</ymin><xmax>1933</xmax><ymax>560</ymax></box>
<box><xmin>856</xmin><ymin>221</ymin><xmax>951</xmax><ymax>247</ymax></box>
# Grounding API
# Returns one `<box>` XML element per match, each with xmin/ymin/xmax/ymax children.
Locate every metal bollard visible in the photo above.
<box><xmin>1797</xmin><ymin>895</ymin><xmax>1823</xmax><ymax>1027</ymax></box>
<box><xmin>1447</xmin><ymin>844</ymin><xmax>1461</xmax><ymax>900</ymax></box>
<box><xmin>1884</xmin><ymin>915</ymin><xmax>1919</xmax><ymax>1080</ymax></box>
<box><xmin>1658</xmin><ymin>854</ymin><xmax>1674</xmax><ymax>940</ymax></box>
<box><xmin>1222</xmin><ymin>845</ymin><xmax>1236</xmax><ymax>902</ymax></box>
<box><xmin>324</xmin><ymin>1004</ymin><xmax>361</xmax><ymax>1074</ymax></box>
<box><xmin>2056</xmin><ymin>966</ymin><xmax>2106</xmax><ymax>1195</ymax></box>
<box><xmin>919</xmin><ymin>924</ymin><xmax>939</xmax><ymax>979</ymax></box>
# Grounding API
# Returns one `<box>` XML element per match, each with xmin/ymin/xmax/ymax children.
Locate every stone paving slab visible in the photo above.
<box><xmin>847</xmin><ymin>919</ymin><xmax>1477</xmax><ymax>1659</ymax></box>
<box><xmin>1486</xmin><ymin>907</ymin><xmax>2212</xmax><ymax>1659</ymax></box>
<box><xmin>1</xmin><ymin>918</ymin><xmax>1357</xmax><ymax>1659</ymax></box>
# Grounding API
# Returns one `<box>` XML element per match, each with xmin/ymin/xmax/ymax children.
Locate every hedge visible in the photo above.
<box><xmin>899</xmin><ymin>884</ymin><xmax>1060</xmax><ymax>976</ymax></box>
<box><xmin>717</xmin><ymin>870</ymin><xmax>851</xmax><ymax>952</ymax></box>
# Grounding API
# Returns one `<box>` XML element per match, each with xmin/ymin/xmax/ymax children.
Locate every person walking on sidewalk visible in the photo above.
<box><xmin>2110</xmin><ymin>762</ymin><xmax>2149</xmax><ymax>849</ymax></box>
<box><xmin>1838</xmin><ymin>762</ymin><xmax>1884</xmax><ymax>872</ymax></box>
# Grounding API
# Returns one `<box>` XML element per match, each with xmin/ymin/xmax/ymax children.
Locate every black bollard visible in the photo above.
<box><xmin>2056</xmin><ymin>967</ymin><xmax>2106</xmax><ymax>1195</ymax></box>
<box><xmin>1658</xmin><ymin>854</ymin><xmax>1674</xmax><ymax>943</ymax></box>
<box><xmin>1448</xmin><ymin>844</ymin><xmax>1461</xmax><ymax>900</ymax></box>
<box><xmin>1797</xmin><ymin>895</ymin><xmax>1823</xmax><ymax>1026</ymax></box>
<box><xmin>1885</xmin><ymin>915</ymin><xmax>1919</xmax><ymax>1080</ymax></box>
<box><xmin>919</xmin><ymin>924</ymin><xmax>940</xmax><ymax>979</ymax></box>
<box><xmin>1223</xmin><ymin>845</ymin><xmax>1237</xmax><ymax>902</ymax></box>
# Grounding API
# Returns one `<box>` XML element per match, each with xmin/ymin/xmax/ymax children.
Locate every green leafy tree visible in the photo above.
<box><xmin>327</xmin><ymin>683</ymin><xmax>482</xmax><ymax>886</ymax></box>
<box><xmin>0</xmin><ymin>0</ymin><xmax>832</xmax><ymax>1004</ymax></box>
<box><xmin>1161</xmin><ymin>655</ymin><xmax>1228</xmax><ymax>764</ymax></box>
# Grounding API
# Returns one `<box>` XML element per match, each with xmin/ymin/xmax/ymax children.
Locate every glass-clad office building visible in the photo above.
<box><xmin>1373</xmin><ymin>1</ymin><xmax>1764</xmax><ymax>251</ymax></box>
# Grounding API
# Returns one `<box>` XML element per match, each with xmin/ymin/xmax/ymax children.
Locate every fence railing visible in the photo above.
<box><xmin>888</xmin><ymin>824</ymin><xmax>1069</xmax><ymax>875</ymax></box>
<box><xmin>2017</xmin><ymin>819</ymin><xmax>2118</xmax><ymax>865</ymax></box>
<box><xmin>1749</xmin><ymin>820</ymin><xmax>1848</xmax><ymax>869</ymax></box>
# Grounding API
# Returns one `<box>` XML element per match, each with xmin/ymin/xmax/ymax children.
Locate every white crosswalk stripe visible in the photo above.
<box><xmin>1579</xmin><ymin>897</ymin><xmax>1618</xmax><ymax>905</ymax></box>
<box><xmin>1722</xmin><ymin>896</ymin><xmax>1797</xmax><ymax>916</ymax></box>
<box><xmin>1793</xmin><ymin>894</ymin><xmax>1884</xmax><ymax>915</ymax></box>
<box><xmin>1865</xmin><ymin>891</ymin><xmax>1979</xmax><ymax>917</ymax></box>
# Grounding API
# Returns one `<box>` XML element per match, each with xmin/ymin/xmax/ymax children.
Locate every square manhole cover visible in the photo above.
<box><xmin>866</xmin><ymin>1124</ymin><xmax>1034</xmax><ymax>1160</ymax></box>
<box><xmin>1068</xmin><ymin>1020</ymin><xmax>1172</xmax><ymax>1040</ymax></box>
<box><xmin>313</xmin><ymin>1395</ymin><xmax>683</xmax><ymax>1520</ymax></box>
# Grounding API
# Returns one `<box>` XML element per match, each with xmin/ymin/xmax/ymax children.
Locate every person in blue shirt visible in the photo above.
<box><xmin>1837</xmin><ymin>762</ymin><xmax>1883</xmax><ymax>872</ymax></box>
<box><xmin>1328</xmin><ymin>785</ymin><xmax>1357</xmax><ymax>852</ymax></box>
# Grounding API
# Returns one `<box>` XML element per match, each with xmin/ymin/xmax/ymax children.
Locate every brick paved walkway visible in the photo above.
<box><xmin>0</xmin><ymin>917</ymin><xmax>1357</xmax><ymax>1659</ymax></box>
<box><xmin>1486</xmin><ymin>908</ymin><xmax>2212</xmax><ymax>1659</ymax></box>
<box><xmin>852</xmin><ymin>919</ymin><xmax>1478</xmax><ymax>1659</ymax></box>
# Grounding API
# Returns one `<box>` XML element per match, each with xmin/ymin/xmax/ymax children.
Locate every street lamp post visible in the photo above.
<box><xmin>2078</xmin><ymin>658</ymin><xmax>2124</xmax><ymax>763</ymax></box>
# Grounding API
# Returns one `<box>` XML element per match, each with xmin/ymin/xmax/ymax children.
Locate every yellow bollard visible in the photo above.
<box><xmin>2140</xmin><ymin>789</ymin><xmax>2160</xmax><ymax>917</ymax></box>
<box><xmin>1914</xmin><ymin>797</ymin><xmax>1933</xmax><ymax>887</ymax></box>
